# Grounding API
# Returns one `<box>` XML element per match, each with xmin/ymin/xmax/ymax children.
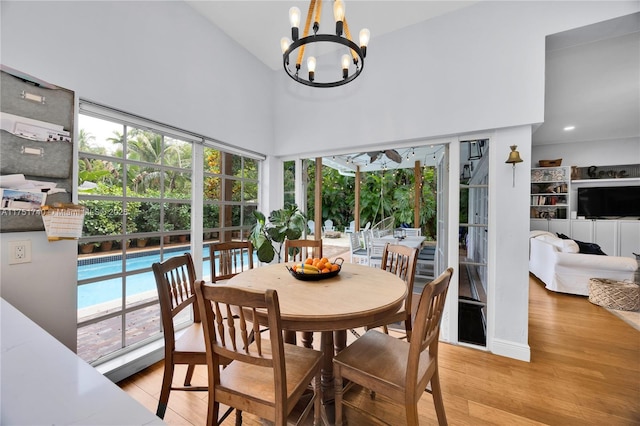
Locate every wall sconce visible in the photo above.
<box><xmin>505</xmin><ymin>145</ymin><xmax>523</xmax><ymax>187</ymax></box>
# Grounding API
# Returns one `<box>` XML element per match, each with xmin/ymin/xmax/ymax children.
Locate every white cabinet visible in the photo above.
<box><xmin>570</xmin><ymin>219</ymin><xmax>639</xmax><ymax>258</ymax></box>
<box><xmin>619</xmin><ymin>221</ymin><xmax>640</xmax><ymax>258</ymax></box>
<box><xmin>530</xmin><ymin>218</ymin><xmax>570</xmax><ymax>236</ymax></box>
<box><xmin>570</xmin><ymin>219</ymin><xmax>617</xmax><ymax>255</ymax></box>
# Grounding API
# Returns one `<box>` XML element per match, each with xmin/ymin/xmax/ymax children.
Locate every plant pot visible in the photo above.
<box><xmin>100</xmin><ymin>241</ymin><xmax>114</xmax><ymax>252</ymax></box>
<box><xmin>178</xmin><ymin>235</ymin><xmax>188</xmax><ymax>243</ymax></box>
<box><xmin>79</xmin><ymin>244</ymin><xmax>95</xmax><ymax>254</ymax></box>
<box><xmin>163</xmin><ymin>236</ymin><xmax>171</xmax><ymax>244</ymax></box>
<box><xmin>136</xmin><ymin>238</ymin><xmax>148</xmax><ymax>248</ymax></box>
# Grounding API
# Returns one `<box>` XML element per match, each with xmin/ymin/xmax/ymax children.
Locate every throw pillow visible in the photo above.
<box><xmin>556</xmin><ymin>233</ymin><xmax>607</xmax><ymax>255</ymax></box>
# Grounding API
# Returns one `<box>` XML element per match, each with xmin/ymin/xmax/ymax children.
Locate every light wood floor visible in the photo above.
<box><xmin>118</xmin><ymin>276</ymin><xmax>640</xmax><ymax>425</ymax></box>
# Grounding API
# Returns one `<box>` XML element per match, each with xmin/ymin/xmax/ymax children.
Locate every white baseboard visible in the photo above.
<box><xmin>491</xmin><ymin>338</ymin><xmax>531</xmax><ymax>362</ymax></box>
<box><xmin>96</xmin><ymin>339</ymin><xmax>165</xmax><ymax>383</ymax></box>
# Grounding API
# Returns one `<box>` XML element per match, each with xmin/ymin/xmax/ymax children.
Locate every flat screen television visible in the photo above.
<box><xmin>577</xmin><ymin>186</ymin><xmax>640</xmax><ymax>218</ymax></box>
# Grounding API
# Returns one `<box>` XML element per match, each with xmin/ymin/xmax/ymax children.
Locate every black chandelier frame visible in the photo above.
<box><xmin>282</xmin><ymin>33</ymin><xmax>365</xmax><ymax>88</ymax></box>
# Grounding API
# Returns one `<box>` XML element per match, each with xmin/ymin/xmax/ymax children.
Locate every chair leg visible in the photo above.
<box><xmin>156</xmin><ymin>360</ymin><xmax>174</xmax><ymax>418</ymax></box>
<box><xmin>313</xmin><ymin>371</ymin><xmax>321</xmax><ymax>426</ymax></box>
<box><xmin>430</xmin><ymin>370</ymin><xmax>448</xmax><ymax>426</ymax></box>
<box><xmin>334</xmin><ymin>369</ymin><xmax>344</xmax><ymax>426</ymax></box>
<box><xmin>404</xmin><ymin>319</ymin><xmax>412</xmax><ymax>342</ymax></box>
<box><xmin>235</xmin><ymin>409</ymin><xmax>242</xmax><ymax>426</ymax></box>
<box><xmin>184</xmin><ymin>363</ymin><xmax>195</xmax><ymax>386</ymax></box>
<box><xmin>206</xmin><ymin>399</ymin><xmax>219</xmax><ymax>426</ymax></box>
<box><xmin>405</xmin><ymin>403</ymin><xmax>420</xmax><ymax>426</ymax></box>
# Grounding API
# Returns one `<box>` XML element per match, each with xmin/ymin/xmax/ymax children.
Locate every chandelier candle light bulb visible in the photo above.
<box><xmin>334</xmin><ymin>0</ymin><xmax>345</xmax><ymax>35</ymax></box>
<box><xmin>282</xmin><ymin>0</ymin><xmax>370</xmax><ymax>87</ymax></box>
<box><xmin>359</xmin><ymin>28</ymin><xmax>370</xmax><ymax>56</ymax></box>
<box><xmin>289</xmin><ymin>7</ymin><xmax>301</xmax><ymax>40</ymax></box>
<box><xmin>342</xmin><ymin>54</ymin><xmax>351</xmax><ymax>78</ymax></box>
<box><xmin>307</xmin><ymin>56</ymin><xmax>316</xmax><ymax>81</ymax></box>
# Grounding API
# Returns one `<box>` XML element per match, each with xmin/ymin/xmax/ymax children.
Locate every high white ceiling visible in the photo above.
<box><xmin>184</xmin><ymin>2</ymin><xmax>639</xmax><ymax>150</ymax></box>
<box><xmin>185</xmin><ymin>1</ymin><xmax>479</xmax><ymax>71</ymax></box>
<box><xmin>534</xmin><ymin>12</ymin><xmax>639</xmax><ymax>146</ymax></box>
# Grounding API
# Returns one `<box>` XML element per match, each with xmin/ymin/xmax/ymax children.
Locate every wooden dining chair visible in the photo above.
<box><xmin>152</xmin><ymin>253</ymin><xmax>207</xmax><ymax>419</ymax></box>
<box><xmin>284</xmin><ymin>238</ymin><xmax>323</xmax><ymax>262</ymax></box>
<box><xmin>369</xmin><ymin>243</ymin><xmax>419</xmax><ymax>340</ymax></box>
<box><xmin>209</xmin><ymin>241</ymin><xmax>254</xmax><ymax>282</ymax></box>
<box><xmin>194</xmin><ymin>282</ymin><xmax>323</xmax><ymax>426</ymax></box>
<box><xmin>333</xmin><ymin>267</ymin><xmax>454</xmax><ymax>426</ymax></box>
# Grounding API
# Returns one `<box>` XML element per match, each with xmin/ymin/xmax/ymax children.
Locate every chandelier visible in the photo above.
<box><xmin>280</xmin><ymin>0</ymin><xmax>370</xmax><ymax>88</ymax></box>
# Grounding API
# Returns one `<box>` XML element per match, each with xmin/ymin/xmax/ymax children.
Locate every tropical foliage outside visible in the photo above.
<box><xmin>296</xmin><ymin>160</ymin><xmax>438</xmax><ymax>240</ymax></box>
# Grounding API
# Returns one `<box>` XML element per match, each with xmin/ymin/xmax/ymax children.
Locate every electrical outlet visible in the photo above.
<box><xmin>8</xmin><ymin>240</ymin><xmax>31</xmax><ymax>265</ymax></box>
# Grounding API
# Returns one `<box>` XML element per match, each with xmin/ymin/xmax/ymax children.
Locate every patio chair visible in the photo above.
<box><xmin>349</xmin><ymin>231</ymin><xmax>369</xmax><ymax>265</ymax></box>
<box><xmin>195</xmin><ymin>282</ymin><xmax>323</xmax><ymax>426</ymax></box>
<box><xmin>333</xmin><ymin>268</ymin><xmax>454</xmax><ymax>426</ymax></box>
<box><xmin>344</xmin><ymin>220</ymin><xmax>356</xmax><ymax>233</ymax></box>
<box><xmin>323</xmin><ymin>219</ymin><xmax>335</xmax><ymax>233</ymax></box>
<box><xmin>366</xmin><ymin>235</ymin><xmax>387</xmax><ymax>269</ymax></box>
<box><xmin>307</xmin><ymin>220</ymin><xmax>315</xmax><ymax>235</ymax></box>
<box><xmin>403</xmin><ymin>227</ymin><xmax>422</xmax><ymax>237</ymax></box>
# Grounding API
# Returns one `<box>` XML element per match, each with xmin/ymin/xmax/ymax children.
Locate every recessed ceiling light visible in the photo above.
<box><xmin>564</xmin><ymin>126</ymin><xmax>575</xmax><ymax>131</ymax></box>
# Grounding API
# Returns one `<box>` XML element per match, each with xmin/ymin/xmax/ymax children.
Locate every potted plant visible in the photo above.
<box><xmin>249</xmin><ymin>204</ymin><xmax>307</xmax><ymax>263</ymax></box>
<box><xmin>79</xmin><ymin>242</ymin><xmax>98</xmax><ymax>254</ymax></box>
<box><xmin>82</xmin><ymin>200</ymin><xmax>119</xmax><ymax>250</ymax></box>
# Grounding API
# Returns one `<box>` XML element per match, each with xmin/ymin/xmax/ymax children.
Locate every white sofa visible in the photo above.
<box><xmin>529</xmin><ymin>231</ymin><xmax>638</xmax><ymax>296</ymax></box>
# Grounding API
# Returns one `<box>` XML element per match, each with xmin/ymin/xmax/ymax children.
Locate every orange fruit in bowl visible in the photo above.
<box><xmin>321</xmin><ymin>267</ymin><xmax>330</xmax><ymax>273</ymax></box>
<box><xmin>330</xmin><ymin>264</ymin><xmax>339</xmax><ymax>272</ymax></box>
<box><xmin>304</xmin><ymin>258</ymin><xmax>313</xmax><ymax>265</ymax></box>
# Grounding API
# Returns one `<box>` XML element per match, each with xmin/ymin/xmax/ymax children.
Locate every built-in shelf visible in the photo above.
<box><xmin>572</xmin><ymin>177</ymin><xmax>640</xmax><ymax>184</ymax></box>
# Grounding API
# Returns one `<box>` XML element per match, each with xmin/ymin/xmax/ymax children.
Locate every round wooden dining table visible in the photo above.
<box><xmin>225</xmin><ymin>261</ymin><xmax>407</xmax><ymax>422</ymax></box>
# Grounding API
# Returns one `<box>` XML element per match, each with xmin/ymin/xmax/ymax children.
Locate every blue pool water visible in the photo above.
<box><xmin>77</xmin><ymin>249</ymin><xmax>254</xmax><ymax>309</ymax></box>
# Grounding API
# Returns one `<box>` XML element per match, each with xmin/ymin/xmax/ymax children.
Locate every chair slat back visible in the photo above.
<box><xmin>195</xmin><ymin>283</ymin><xmax>286</xmax><ymax>392</ymax></box>
<box><xmin>209</xmin><ymin>241</ymin><xmax>254</xmax><ymax>282</ymax></box>
<box><xmin>381</xmin><ymin>243</ymin><xmax>418</xmax><ymax>284</ymax></box>
<box><xmin>349</xmin><ymin>232</ymin><xmax>363</xmax><ymax>251</ymax></box>
<box><xmin>407</xmin><ymin>268</ymin><xmax>453</xmax><ymax>387</ymax></box>
<box><xmin>152</xmin><ymin>253</ymin><xmax>200</xmax><ymax>337</ymax></box>
<box><xmin>381</xmin><ymin>244</ymin><xmax>418</xmax><ymax>324</ymax></box>
<box><xmin>284</xmin><ymin>239</ymin><xmax>323</xmax><ymax>262</ymax></box>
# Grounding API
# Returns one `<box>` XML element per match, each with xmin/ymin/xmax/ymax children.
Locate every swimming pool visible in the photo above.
<box><xmin>77</xmin><ymin>248</ymin><xmax>254</xmax><ymax>309</ymax></box>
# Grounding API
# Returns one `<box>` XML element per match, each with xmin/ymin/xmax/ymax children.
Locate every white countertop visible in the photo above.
<box><xmin>1</xmin><ymin>298</ymin><xmax>165</xmax><ymax>426</ymax></box>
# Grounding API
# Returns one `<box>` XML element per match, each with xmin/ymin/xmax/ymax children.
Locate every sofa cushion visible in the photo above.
<box><xmin>556</xmin><ymin>239</ymin><xmax>580</xmax><ymax>253</ymax></box>
<box><xmin>557</xmin><ymin>233</ymin><xmax>607</xmax><ymax>255</ymax></box>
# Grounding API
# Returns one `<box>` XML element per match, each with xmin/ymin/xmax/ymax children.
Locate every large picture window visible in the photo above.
<box><xmin>77</xmin><ymin>103</ymin><xmax>261</xmax><ymax>365</ymax></box>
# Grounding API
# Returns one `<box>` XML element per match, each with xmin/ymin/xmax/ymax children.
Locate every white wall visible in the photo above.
<box><xmin>0</xmin><ymin>1</ymin><xmax>274</xmax><ymax>154</ymax></box>
<box><xmin>533</xmin><ymin>137</ymin><xmax>640</xmax><ymax>167</ymax></box>
<box><xmin>0</xmin><ymin>233</ymin><xmax>78</xmax><ymax>350</ymax></box>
